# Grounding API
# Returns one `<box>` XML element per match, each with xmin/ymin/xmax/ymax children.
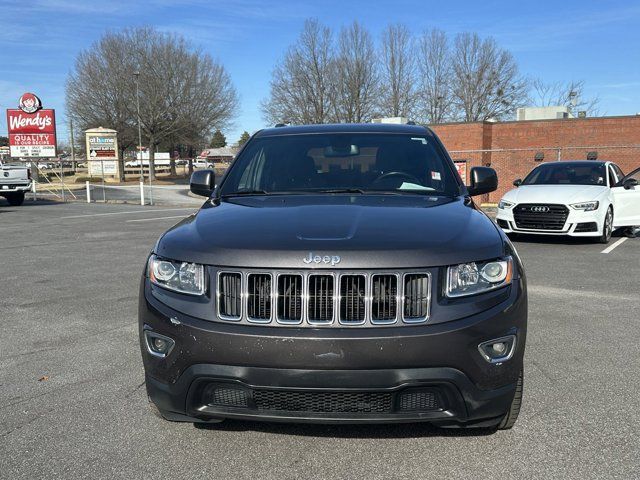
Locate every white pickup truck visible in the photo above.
<box><xmin>0</xmin><ymin>159</ymin><xmax>31</xmax><ymax>206</ymax></box>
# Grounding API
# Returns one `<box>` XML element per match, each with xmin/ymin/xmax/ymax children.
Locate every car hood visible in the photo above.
<box><xmin>155</xmin><ymin>195</ymin><xmax>504</xmax><ymax>269</ymax></box>
<box><xmin>501</xmin><ymin>184</ymin><xmax>607</xmax><ymax>205</ymax></box>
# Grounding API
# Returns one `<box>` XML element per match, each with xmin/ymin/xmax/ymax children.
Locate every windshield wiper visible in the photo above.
<box><xmin>313</xmin><ymin>188</ymin><xmax>367</xmax><ymax>194</ymax></box>
<box><xmin>220</xmin><ymin>189</ymin><xmax>269</xmax><ymax>197</ymax></box>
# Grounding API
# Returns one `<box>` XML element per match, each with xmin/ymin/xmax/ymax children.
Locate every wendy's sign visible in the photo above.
<box><xmin>6</xmin><ymin>93</ymin><xmax>57</xmax><ymax>158</ymax></box>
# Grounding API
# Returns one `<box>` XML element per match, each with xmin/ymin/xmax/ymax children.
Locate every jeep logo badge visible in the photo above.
<box><xmin>303</xmin><ymin>252</ymin><xmax>341</xmax><ymax>266</ymax></box>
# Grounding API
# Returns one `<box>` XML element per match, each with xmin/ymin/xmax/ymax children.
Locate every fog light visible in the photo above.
<box><xmin>478</xmin><ymin>335</ymin><xmax>516</xmax><ymax>364</ymax></box>
<box><xmin>492</xmin><ymin>342</ymin><xmax>507</xmax><ymax>354</ymax></box>
<box><xmin>144</xmin><ymin>330</ymin><xmax>175</xmax><ymax>358</ymax></box>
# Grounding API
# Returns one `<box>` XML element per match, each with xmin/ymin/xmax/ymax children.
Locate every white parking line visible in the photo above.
<box><xmin>61</xmin><ymin>208</ymin><xmax>195</xmax><ymax>219</ymax></box>
<box><xmin>126</xmin><ymin>215</ymin><xmax>190</xmax><ymax>223</ymax></box>
<box><xmin>601</xmin><ymin>237</ymin><xmax>628</xmax><ymax>254</ymax></box>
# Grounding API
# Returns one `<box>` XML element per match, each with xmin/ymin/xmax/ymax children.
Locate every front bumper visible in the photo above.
<box><xmin>140</xmin><ymin>277</ymin><xmax>527</xmax><ymax>425</ymax></box>
<box><xmin>0</xmin><ymin>182</ymin><xmax>31</xmax><ymax>194</ymax></box>
<box><xmin>496</xmin><ymin>205</ymin><xmax>603</xmax><ymax>236</ymax></box>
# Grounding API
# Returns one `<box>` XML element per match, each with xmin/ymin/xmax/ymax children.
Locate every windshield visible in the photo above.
<box><xmin>220</xmin><ymin>133</ymin><xmax>461</xmax><ymax>196</ymax></box>
<box><xmin>523</xmin><ymin>163</ymin><xmax>607</xmax><ymax>186</ymax></box>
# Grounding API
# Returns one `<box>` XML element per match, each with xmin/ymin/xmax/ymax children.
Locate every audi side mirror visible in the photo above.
<box><xmin>623</xmin><ymin>178</ymin><xmax>638</xmax><ymax>190</ymax></box>
<box><xmin>190</xmin><ymin>169</ymin><xmax>215</xmax><ymax>197</ymax></box>
<box><xmin>513</xmin><ymin>179</ymin><xmax>522</xmax><ymax>187</ymax></box>
<box><xmin>468</xmin><ymin>167</ymin><xmax>498</xmax><ymax>197</ymax></box>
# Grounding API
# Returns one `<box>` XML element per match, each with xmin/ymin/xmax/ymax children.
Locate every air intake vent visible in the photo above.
<box><xmin>340</xmin><ymin>275</ymin><xmax>366</xmax><ymax>324</ymax></box>
<box><xmin>218</xmin><ymin>272</ymin><xmax>242</xmax><ymax>320</ymax></box>
<box><xmin>277</xmin><ymin>274</ymin><xmax>303</xmax><ymax>323</ymax></box>
<box><xmin>247</xmin><ymin>273</ymin><xmax>272</xmax><ymax>322</ymax></box>
<box><xmin>308</xmin><ymin>275</ymin><xmax>334</xmax><ymax>323</ymax></box>
<box><xmin>403</xmin><ymin>274</ymin><xmax>430</xmax><ymax>322</ymax></box>
<box><xmin>371</xmin><ymin>274</ymin><xmax>398</xmax><ymax>323</ymax></box>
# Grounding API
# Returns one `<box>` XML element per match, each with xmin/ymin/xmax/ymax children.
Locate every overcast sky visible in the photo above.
<box><xmin>1</xmin><ymin>0</ymin><xmax>639</xmax><ymax>146</ymax></box>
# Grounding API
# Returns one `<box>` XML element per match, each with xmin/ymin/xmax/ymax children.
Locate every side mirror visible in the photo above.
<box><xmin>468</xmin><ymin>167</ymin><xmax>498</xmax><ymax>197</ymax></box>
<box><xmin>623</xmin><ymin>178</ymin><xmax>638</xmax><ymax>190</ymax></box>
<box><xmin>513</xmin><ymin>178</ymin><xmax>522</xmax><ymax>187</ymax></box>
<box><xmin>190</xmin><ymin>169</ymin><xmax>215</xmax><ymax>197</ymax></box>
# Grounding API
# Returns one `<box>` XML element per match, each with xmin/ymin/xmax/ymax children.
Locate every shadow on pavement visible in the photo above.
<box><xmin>509</xmin><ymin>230</ymin><xmax>627</xmax><ymax>245</ymax></box>
<box><xmin>193</xmin><ymin>419</ymin><xmax>499</xmax><ymax>438</ymax></box>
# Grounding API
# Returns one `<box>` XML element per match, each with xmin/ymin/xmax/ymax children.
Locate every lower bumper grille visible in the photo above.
<box><xmin>202</xmin><ymin>384</ymin><xmax>442</xmax><ymax>415</ymax></box>
<box><xmin>574</xmin><ymin>222</ymin><xmax>598</xmax><ymax>233</ymax></box>
<box><xmin>513</xmin><ymin>203</ymin><xmax>569</xmax><ymax>230</ymax></box>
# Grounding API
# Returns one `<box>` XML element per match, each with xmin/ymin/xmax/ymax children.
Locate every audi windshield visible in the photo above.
<box><xmin>220</xmin><ymin>133</ymin><xmax>461</xmax><ymax>196</ymax></box>
<box><xmin>522</xmin><ymin>162</ymin><xmax>607</xmax><ymax>186</ymax></box>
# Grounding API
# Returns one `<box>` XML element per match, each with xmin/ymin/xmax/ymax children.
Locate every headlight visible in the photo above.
<box><xmin>498</xmin><ymin>200</ymin><xmax>514</xmax><ymax>209</ymax></box>
<box><xmin>570</xmin><ymin>201</ymin><xmax>599</xmax><ymax>211</ymax></box>
<box><xmin>446</xmin><ymin>257</ymin><xmax>513</xmax><ymax>298</ymax></box>
<box><xmin>148</xmin><ymin>254</ymin><xmax>205</xmax><ymax>295</ymax></box>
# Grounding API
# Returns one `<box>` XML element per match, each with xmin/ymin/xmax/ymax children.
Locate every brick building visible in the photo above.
<box><xmin>430</xmin><ymin>115</ymin><xmax>640</xmax><ymax>202</ymax></box>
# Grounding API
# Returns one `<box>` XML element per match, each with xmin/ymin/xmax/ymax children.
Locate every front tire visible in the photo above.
<box><xmin>598</xmin><ymin>207</ymin><xmax>613</xmax><ymax>244</ymax></box>
<box><xmin>497</xmin><ymin>368</ymin><xmax>523</xmax><ymax>430</ymax></box>
<box><xmin>6</xmin><ymin>191</ymin><xmax>25</xmax><ymax>206</ymax></box>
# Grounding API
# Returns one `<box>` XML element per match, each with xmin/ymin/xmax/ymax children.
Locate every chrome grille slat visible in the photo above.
<box><xmin>308</xmin><ymin>274</ymin><xmax>335</xmax><ymax>324</ymax></box>
<box><xmin>403</xmin><ymin>274</ymin><xmax>430</xmax><ymax>322</ymax></box>
<box><xmin>217</xmin><ymin>272</ymin><xmax>242</xmax><ymax>320</ymax></box>
<box><xmin>277</xmin><ymin>274</ymin><xmax>303</xmax><ymax>323</ymax></box>
<box><xmin>217</xmin><ymin>270</ymin><xmax>430</xmax><ymax>327</ymax></box>
<box><xmin>339</xmin><ymin>275</ymin><xmax>366</xmax><ymax>324</ymax></box>
<box><xmin>247</xmin><ymin>273</ymin><xmax>272</xmax><ymax>322</ymax></box>
<box><xmin>371</xmin><ymin>274</ymin><xmax>398</xmax><ymax>323</ymax></box>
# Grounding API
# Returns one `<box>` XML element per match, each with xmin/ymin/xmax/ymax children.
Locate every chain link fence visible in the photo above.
<box><xmin>448</xmin><ymin>145</ymin><xmax>640</xmax><ymax>203</ymax></box>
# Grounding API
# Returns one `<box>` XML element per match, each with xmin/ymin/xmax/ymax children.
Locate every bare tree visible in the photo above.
<box><xmin>377</xmin><ymin>24</ymin><xmax>416</xmax><ymax>118</ymax></box>
<box><xmin>332</xmin><ymin>21</ymin><xmax>378</xmax><ymax>123</ymax></box>
<box><xmin>451</xmin><ymin>32</ymin><xmax>528</xmax><ymax>121</ymax></box>
<box><xmin>530</xmin><ymin>78</ymin><xmax>600</xmax><ymax>116</ymax></box>
<box><xmin>262</xmin><ymin>19</ymin><xmax>335</xmax><ymax>125</ymax></box>
<box><xmin>67</xmin><ymin>27</ymin><xmax>238</xmax><ymax>180</ymax></box>
<box><xmin>66</xmin><ymin>32</ymin><xmax>138</xmax><ymax>180</ymax></box>
<box><xmin>416</xmin><ymin>29</ymin><xmax>453</xmax><ymax>124</ymax></box>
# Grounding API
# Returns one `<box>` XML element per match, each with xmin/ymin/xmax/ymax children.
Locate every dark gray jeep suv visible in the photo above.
<box><xmin>139</xmin><ymin>123</ymin><xmax>527</xmax><ymax>430</ymax></box>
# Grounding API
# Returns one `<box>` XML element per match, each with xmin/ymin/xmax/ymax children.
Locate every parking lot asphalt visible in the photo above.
<box><xmin>1</xmin><ymin>201</ymin><xmax>638</xmax><ymax>479</ymax></box>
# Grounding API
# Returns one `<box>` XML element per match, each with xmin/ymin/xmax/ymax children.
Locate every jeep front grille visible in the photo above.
<box><xmin>216</xmin><ymin>270</ymin><xmax>430</xmax><ymax>327</ymax></box>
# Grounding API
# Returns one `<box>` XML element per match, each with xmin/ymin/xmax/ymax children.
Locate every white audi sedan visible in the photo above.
<box><xmin>496</xmin><ymin>161</ymin><xmax>640</xmax><ymax>243</ymax></box>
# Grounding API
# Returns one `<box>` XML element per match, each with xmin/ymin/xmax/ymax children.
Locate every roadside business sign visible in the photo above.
<box><xmin>6</xmin><ymin>93</ymin><xmax>57</xmax><ymax>158</ymax></box>
<box><xmin>85</xmin><ymin>127</ymin><xmax>119</xmax><ymax>176</ymax></box>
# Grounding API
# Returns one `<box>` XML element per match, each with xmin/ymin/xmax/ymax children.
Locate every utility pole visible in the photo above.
<box><xmin>69</xmin><ymin>118</ymin><xmax>76</xmax><ymax>171</ymax></box>
<box><xmin>134</xmin><ymin>71</ymin><xmax>152</xmax><ymax>205</ymax></box>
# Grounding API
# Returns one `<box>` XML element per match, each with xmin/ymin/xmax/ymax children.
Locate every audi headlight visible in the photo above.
<box><xmin>446</xmin><ymin>257</ymin><xmax>513</xmax><ymax>298</ymax></box>
<box><xmin>148</xmin><ymin>254</ymin><xmax>205</xmax><ymax>295</ymax></box>
<box><xmin>498</xmin><ymin>200</ymin><xmax>515</xmax><ymax>210</ymax></box>
<box><xmin>570</xmin><ymin>201</ymin><xmax>599</xmax><ymax>211</ymax></box>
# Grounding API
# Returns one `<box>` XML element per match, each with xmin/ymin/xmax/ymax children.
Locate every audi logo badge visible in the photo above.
<box><xmin>530</xmin><ymin>206</ymin><xmax>550</xmax><ymax>213</ymax></box>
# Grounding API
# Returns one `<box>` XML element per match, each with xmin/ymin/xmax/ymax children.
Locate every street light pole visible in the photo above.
<box><xmin>133</xmin><ymin>71</ymin><xmax>152</xmax><ymax>205</ymax></box>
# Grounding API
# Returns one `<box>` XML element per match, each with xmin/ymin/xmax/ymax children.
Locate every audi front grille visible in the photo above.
<box><xmin>513</xmin><ymin>203</ymin><xmax>569</xmax><ymax>231</ymax></box>
<box><xmin>216</xmin><ymin>270</ymin><xmax>430</xmax><ymax>327</ymax></box>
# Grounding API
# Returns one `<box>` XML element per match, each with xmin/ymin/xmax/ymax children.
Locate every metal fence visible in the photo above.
<box><xmin>448</xmin><ymin>145</ymin><xmax>640</xmax><ymax>203</ymax></box>
<box><xmin>12</xmin><ymin>159</ymin><xmax>229</xmax><ymax>206</ymax></box>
